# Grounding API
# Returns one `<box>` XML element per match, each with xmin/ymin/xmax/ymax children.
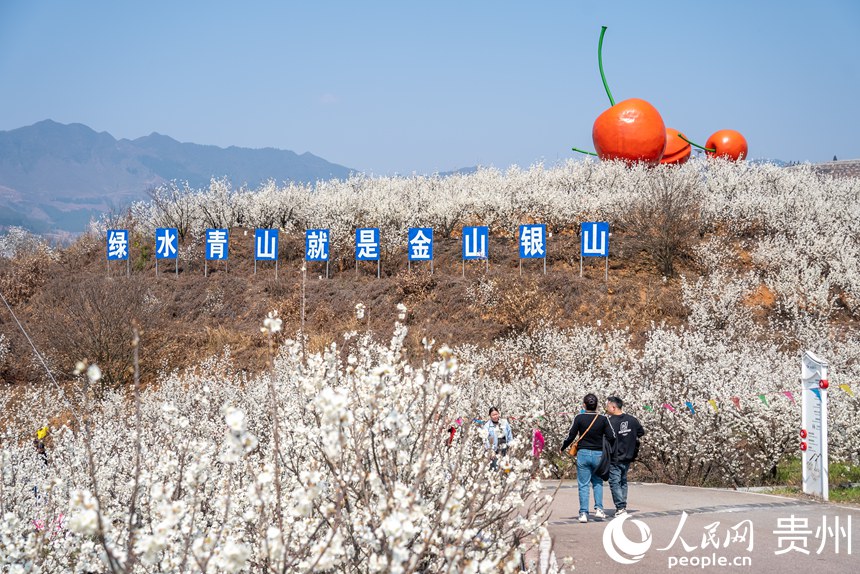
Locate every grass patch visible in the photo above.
<box><xmin>829</xmin><ymin>486</ymin><xmax>860</xmax><ymax>504</ymax></box>
<box><xmin>772</xmin><ymin>457</ymin><xmax>860</xmax><ymax>504</ymax></box>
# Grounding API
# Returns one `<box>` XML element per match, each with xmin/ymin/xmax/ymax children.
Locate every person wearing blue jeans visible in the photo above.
<box><xmin>606</xmin><ymin>396</ymin><xmax>645</xmax><ymax>515</ymax></box>
<box><xmin>560</xmin><ymin>393</ymin><xmax>616</xmax><ymax>523</ymax></box>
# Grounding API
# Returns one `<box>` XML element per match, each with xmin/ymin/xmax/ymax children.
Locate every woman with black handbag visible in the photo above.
<box><xmin>560</xmin><ymin>393</ymin><xmax>616</xmax><ymax>523</ymax></box>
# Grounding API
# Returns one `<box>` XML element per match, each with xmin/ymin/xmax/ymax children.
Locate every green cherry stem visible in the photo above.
<box><xmin>571</xmin><ymin>147</ymin><xmax>598</xmax><ymax>156</ymax></box>
<box><xmin>598</xmin><ymin>26</ymin><xmax>615</xmax><ymax>107</ymax></box>
<box><xmin>677</xmin><ymin>133</ymin><xmax>716</xmax><ymax>153</ymax></box>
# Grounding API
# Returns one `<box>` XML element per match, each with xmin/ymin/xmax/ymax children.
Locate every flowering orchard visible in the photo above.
<box><xmin>2</xmin><ymin>158</ymin><xmax>859</xmax><ymax>571</ymax></box>
<box><xmin>0</xmin><ymin>319</ymin><xmax>560</xmax><ymax>573</ymax></box>
<box><xmin>102</xmin><ymin>157</ymin><xmax>860</xmax><ymax>482</ymax></box>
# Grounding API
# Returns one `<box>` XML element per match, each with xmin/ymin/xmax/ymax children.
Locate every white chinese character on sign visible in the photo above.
<box><xmin>774</xmin><ymin>515</ymin><xmax>813</xmax><ymax>555</ymax></box>
<box><xmin>207</xmin><ymin>230</ymin><xmax>228</xmax><ymax>259</ymax></box>
<box><xmin>307</xmin><ymin>230</ymin><xmax>328</xmax><ymax>260</ymax></box>
<box><xmin>256</xmin><ymin>230</ymin><xmax>277</xmax><ymax>260</ymax></box>
<box><xmin>520</xmin><ymin>225</ymin><xmax>545</xmax><ymax>257</ymax></box>
<box><xmin>464</xmin><ymin>227</ymin><xmax>486</xmax><ymax>258</ymax></box>
<box><xmin>581</xmin><ymin>222</ymin><xmax>608</xmax><ymax>256</ymax></box>
<box><xmin>409</xmin><ymin>229</ymin><xmax>432</xmax><ymax>260</ymax></box>
<box><xmin>156</xmin><ymin>229</ymin><xmax>177</xmax><ymax>258</ymax></box>
<box><xmin>356</xmin><ymin>228</ymin><xmax>379</xmax><ymax>259</ymax></box>
<box><xmin>107</xmin><ymin>231</ymin><xmax>128</xmax><ymax>259</ymax></box>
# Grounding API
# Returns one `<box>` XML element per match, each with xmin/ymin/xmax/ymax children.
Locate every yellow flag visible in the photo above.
<box><xmin>839</xmin><ymin>384</ymin><xmax>854</xmax><ymax>397</ymax></box>
<box><xmin>36</xmin><ymin>426</ymin><xmax>49</xmax><ymax>440</ymax></box>
<box><xmin>708</xmin><ymin>399</ymin><xmax>718</xmax><ymax>413</ymax></box>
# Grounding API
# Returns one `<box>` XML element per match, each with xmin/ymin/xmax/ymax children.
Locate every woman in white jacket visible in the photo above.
<box><xmin>484</xmin><ymin>406</ymin><xmax>513</xmax><ymax>469</ymax></box>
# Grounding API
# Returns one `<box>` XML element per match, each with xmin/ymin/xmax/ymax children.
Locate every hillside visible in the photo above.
<box><xmin>0</xmin><ymin>120</ymin><xmax>353</xmax><ymax>235</ymax></box>
<box><xmin>2</xmin><ymin>159</ymin><xmax>859</xmax><ymax>390</ymax></box>
<box><xmin>0</xmin><ymin>222</ymin><xmax>690</xmax><ymax>389</ymax></box>
<box><xmin>2</xmin><ymin>158</ymin><xmax>860</xmax><ymax>501</ymax></box>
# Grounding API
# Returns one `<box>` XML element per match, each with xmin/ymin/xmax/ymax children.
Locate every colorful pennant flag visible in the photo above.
<box><xmin>457</xmin><ymin>383</ymin><xmax>857</xmax><ymax>424</ymax></box>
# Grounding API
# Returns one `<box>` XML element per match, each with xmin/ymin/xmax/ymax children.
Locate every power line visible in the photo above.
<box><xmin>0</xmin><ymin>288</ymin><xmax>83</xmax><ymax>430</ymax></box>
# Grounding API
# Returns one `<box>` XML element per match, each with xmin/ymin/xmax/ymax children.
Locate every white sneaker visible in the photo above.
<box><xmin>595</xmin><ymin>509</ymin><xmax>606</xmax><ymax>519</ymax></box>
<box><xmin>578</xmin><ymin>513</ymin><xmax>588</xmax><ymax>523</ymax></box>
<box><xmin>616</xmin><ymin>508</ymin><xmax>627</xmax><ymax>516</ymax></box>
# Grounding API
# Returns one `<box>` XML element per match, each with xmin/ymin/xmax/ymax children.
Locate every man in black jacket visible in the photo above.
<box><xmin>605</xmin><ymin>396</ymin><xmax>645</xmax><ymax>516</ymax></box>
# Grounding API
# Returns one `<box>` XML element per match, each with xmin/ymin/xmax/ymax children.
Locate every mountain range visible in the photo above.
<box><xmin>0</xmin><ymin>120</ymin><xmax>353</xmax><ymax>236</ymax></box>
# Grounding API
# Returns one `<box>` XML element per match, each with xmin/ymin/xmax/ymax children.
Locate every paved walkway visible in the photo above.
<box><xmin>541</xmin><ymin>481</ymin><xmax>858</xmax><ymax>573</ymax></box>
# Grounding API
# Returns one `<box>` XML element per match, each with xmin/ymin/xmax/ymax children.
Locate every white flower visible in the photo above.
<box><xmin>68</xmin><ymin>490</ymin><xmax>100</xmax><ymax>536</ymax></box>
<box><xmin>355</xmin><ymin>302</ymin><xmax>366</xmax><ymax>320</ymax></box>
<box><xmin>68</xmin><ymin>508</ymin><xmax>99</xmax><ymax>535</ymax></box>
<box><xmin>135</xmin><ymin>533</ymin><xmax>166</xmax><ymax>565</ymax></box>
<box><xmin>262</xmin><ymin>310</ymin><xmax>282</xmax><ymax>334</ymax></box>
<box><xmin>396</xmin><ymin>302</ymin><xmax>407</xmax><ymax>320</ymax></box>
<box><xmin>266</xmin><ymin>526</ymin><xmax>284</xmax><ymax>556</ymax></box>
<box><xmin>224</xmin><ymin>407</ymin><xmax>246</xmax><ymax>432</ymax></box>
<box><xmin>86</xmin><ymin>364</ymin><xmax>101</xmax><ymax>383</ymax></box>
<box><xmin>218</xmin><ymin>539</ymin><xmax>250</xmax><ymax>573</ymax></box>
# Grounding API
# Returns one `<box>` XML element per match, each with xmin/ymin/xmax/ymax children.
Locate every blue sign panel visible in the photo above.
<box><xmin>305</xmin><ymin>229</ymin><xmax>330</xmax><ymax>261</ymax></box>
<box><xmin>106</xmin><ymin>229</ymin><xmax>129</xmax><ymax>261</ymax></box>
<box><xmin>205</xmin><ymin>229</ymin><xmax>229</xmax><ymax>260</ymax></box>
<box><xmin>355</xmin><ymin>228</ymin><xmax>380</xmax><ymax>261</ymax></box>
<box><xmin>519</xmin><ymin>224</ymin><xmax>546</xmax><ymax>259</ymax></box>
<box><xmin>155</xmin><ymin>228</ymin><xmax>178</xmax><ymax>259</ymax></box>
<box><xmin>580</xmin><ymin>222</ymin><xmax>609</xmax><ymax>257</ymax></box>
<box><xmin>462</xmin><ymin>226</ymin><xmax>489</xmax><ymax>260</ymax></box>
<box><xmin>255</xmin><ymin>229</ymin><xmax>279</xmax><ymax>261</ymax></box>
<box><xmin>408</xmin><ymin>227</ymin><xmax>433</xmax><ymax>261</ymax></box>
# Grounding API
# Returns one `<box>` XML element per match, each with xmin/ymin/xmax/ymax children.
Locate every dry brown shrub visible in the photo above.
<box><xmin>395</xmin><ymin>268</ymin><xmax>437</xmax><ymax>305</ymax></box>
<box><xmin>0</xmin><ymin>254</ymin><xmax>54</xmax><ymax>306</ymax></box>
<box><xmin>468</xmin><ymin>275</ymin><xmax>560</xmax><ymax>334</ymax></box>
<box><xmin>30</xmin><ymin>275</ymin><xmax>156</xmax><ymax>393</ymax></box>
<box><xmin>622</xmin><ymin>169</ymin><xmax>702</xmax><ymax>277</ymax></box>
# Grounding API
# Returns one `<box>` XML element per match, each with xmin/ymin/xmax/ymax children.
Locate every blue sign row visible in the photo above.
<box><xmin>106</xmin><ymin>223</ymin><xmax>610</xmax><ymax>262</ymax></box>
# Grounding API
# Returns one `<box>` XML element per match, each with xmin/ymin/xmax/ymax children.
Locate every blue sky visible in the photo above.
<box><xmin>2</xmin><ymin>1</ymin><xmax>858</xmax><ymax>175</ymax></box>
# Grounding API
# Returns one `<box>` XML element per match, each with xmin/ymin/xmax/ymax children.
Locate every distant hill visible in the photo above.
<box><xmin>810</xmin><ymin>159</ymin><xmax>860</xmax><ymax>179</ymax></box>
<box><xmin>749</xmin><ymin>158</ymin><xmax>790</xmax><ymax>167</ymax></box>
<box><xmin>0</xmin><ymin>120</ymin><xmax>353</xmax><ymax>235</ymax></box>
